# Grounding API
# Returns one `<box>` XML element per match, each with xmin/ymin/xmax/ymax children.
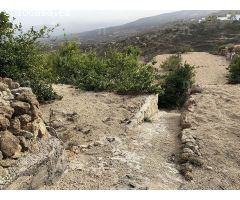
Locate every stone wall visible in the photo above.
<box><xmin>127</xmin><ymin>94</ymin><xmax>158</xmax><ymax>128</ymax></box>
<box><xmin>178</xmin><ymin>86</ymin><xmax>203</xmax><ymax>181</ymax></box>
<box><xmin>0</xmin><ymin>78</ymin><xmax>65</xmax><ymax>189</ymax></box>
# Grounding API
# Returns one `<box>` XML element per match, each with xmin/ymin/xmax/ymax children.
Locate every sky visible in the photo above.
<box><xmin>1</xmin><ymin>0</ymin><xmax>240</xmax><ymax>35</ymax></box>
<box><xmin>5</xmin><ymin>10</ymin><xmax>174</xmax><ymax>35</ymax></box>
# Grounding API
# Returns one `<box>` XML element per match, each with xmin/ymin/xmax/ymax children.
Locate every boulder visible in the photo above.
<box><xmin>18</xmin><ymin>114</ymin><xmax>32</xmax><ymax>125</ymax></box>
<box><xmin>11</xmin><ymin>101</ymin><xmax>31</xmax><ymax>115</ymax></box>
<box><xmin>0</xmin><ymin>83</ymin><xmax>9</xmax><ymax>92</ymax></box>
<box><xmin>0</xmin><ymin>105</ymin><xmax>14</xmax><ymax>119</ymax></box>
<box><xmin>0</xmin><ymin>115</ymin><xmax>10</xmax><ymax>131</ymax></box>
<box><xmin>10</xmin><ymin>118</ymin><xmax>21</xmax><ymax>134</ymax></box>
<box><xmin>0</xmin><ymin>131</ymin><xmax>22</xmax><ymax>157</ymax></box>
<box><xmin>15</xmin><ymin>90</ymin><xmax>39</xmax><ymax>107</ymax></box>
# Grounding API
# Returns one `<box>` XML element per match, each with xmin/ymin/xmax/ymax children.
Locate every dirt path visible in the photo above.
<box><xmin>153</xmin><ymin>52</ymin><xmax>240</xmax><ymax>189</ymax></box>
<box><xmin>154</xmin><ymin>52</ymin><xmax>229</xmax><ymax>85</ymax></box>
<box><xmin>40</xmin><ymin>85</ymin><xmax>184</xmax><ymax>189</ymax></box>
<box><xmin>133</xmin><ymin>111</ymin><xmax>184</xmax><ymax>189</ymax></box>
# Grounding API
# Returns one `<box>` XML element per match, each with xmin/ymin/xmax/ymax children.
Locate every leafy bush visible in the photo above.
<box><xmin>160</xmin><ymin>54</ymin><xmax>182</xmax><ymax>71</ymax></box>
<box><xmin>0</xmin><ymin>11</ymin><xmax>58</xmax><ymax>102</ymax></box>
<box><xmin>158</xmin><ymin>62</ymin><xmax>195</xmax><ymax>108</ymax></box>
<box><xmin>51</xmin><ymin>42</ymin><xmax>160</xmax><ymax>94</ymax></box>
<box><xmin>227</xmin><ymin>56</ymin><xmax>240</xmax><ymax>84</ymax></box>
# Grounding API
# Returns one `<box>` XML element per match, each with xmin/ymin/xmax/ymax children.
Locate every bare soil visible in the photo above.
<box><xmin>41</xmin><ymin>85</ymin><xmax>183</xmax><ymax>189</ymax></box>
<box><xmin>154</xmin><ymin>52</ymin><xmax>229</xmax><ymax>85</ymax></box>
<box><xmin>41</xmin><ymin>52</ymin><xmax>240</xmax><ymax>190</ymax></box>
<box><xmin>155</xmin><ymin>52</ymin><xmax>240</xmax><ymax>189</ymax></box>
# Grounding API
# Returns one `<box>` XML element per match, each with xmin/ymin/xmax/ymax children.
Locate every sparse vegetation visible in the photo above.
<box><xmin>227</xmin><ymin>56</ymin><xmax>240</xmax><ymax>84</ymax></box>
<box><xmin>160</xmin><ymin>54</ymin><xmax>182</xmax><ymax>71</ymax></box>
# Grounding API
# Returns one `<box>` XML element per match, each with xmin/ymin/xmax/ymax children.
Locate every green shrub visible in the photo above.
<box><xmin>227</xmin><ymin>56</ymin><xmax>240</xmax><ymax>84</ymax></box>
<box><xmin>160</xmin><ymin>54</ymin><xmax>182</xmax><ymax>71</ymax></box>
<box><xmin>51</xmin><ymin>42</ymin><xmax>160</xmax><ymax>94</ymax></box>
<box><xmin>158</xmin><ymin>62</ymin><xmax>195</xmax><ymax>108</ymax></box>
<box><xmin>0</xmin><ymin>11</ymin><xmax>58</xmax><ymax>102</ymax></box>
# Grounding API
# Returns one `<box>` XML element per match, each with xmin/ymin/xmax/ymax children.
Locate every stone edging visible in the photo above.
<box><xmin>127</xmin><ymin>94</ymin><xmax>158</xmax><ymax>129</ymax></box>
<box><xmin>178</xmin><ymin>90</ymin><xmax>204</xmax><ymax>181</ymax></box>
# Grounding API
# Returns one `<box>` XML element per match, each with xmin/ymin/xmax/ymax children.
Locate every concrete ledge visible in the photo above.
<box><xmin>127</xmin><ymin>94</ymin><xmax>158</xmax><ymax>128</ymax></box>
<box><xmin>0</xmin><ymin>136</ymin><xmax>66</xmax><ymax>190</ymax></box>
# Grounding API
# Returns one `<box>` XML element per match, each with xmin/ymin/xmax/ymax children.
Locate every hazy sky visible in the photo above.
<box><xmin>5</xmin><ymin>10</ymin><xmax>174</xmax><ymax>35</ymax></box>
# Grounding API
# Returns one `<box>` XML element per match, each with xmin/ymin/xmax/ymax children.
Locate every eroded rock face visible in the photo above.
<box><xmin>0</xmin><ymin>77</ymin><xmax>65</xmax><ymax>189</ymax></box>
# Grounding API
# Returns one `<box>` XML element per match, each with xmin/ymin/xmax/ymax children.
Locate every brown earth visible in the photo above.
<box><xmin>154</xmin><ymin>52</ymin><xmax>229</xmax><ymax>85</ymax></box>
<box><xmin>40</xmin><ymin>85</ymin><xmax>184</xmax><ymax>189</ymax></box>
<box><xmin>155</xmin><ymin>52</ymin><xmax>240</xmax><ymax>189</ymax></box>
<box><xmin>41</xmin><ymin>52</ymin><xmax>240</xmax><ymax>190</ymax></box>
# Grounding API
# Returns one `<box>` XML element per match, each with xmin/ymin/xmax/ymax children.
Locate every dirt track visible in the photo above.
<box><xmin>41</xmin><ymin>85</ymin><xmax>184</xmax><ymax>189</ymax></box>
<box><xmin>154</xmin><ymin>52</ymin><xmax>229</xmax><ymax>85</ymax></box>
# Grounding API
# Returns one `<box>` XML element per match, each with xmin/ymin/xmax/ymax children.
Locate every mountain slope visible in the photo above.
<box><xmin>73</xmin><ymin>10</ymin><xmax>218</xmax><ymax>43</ymax></box>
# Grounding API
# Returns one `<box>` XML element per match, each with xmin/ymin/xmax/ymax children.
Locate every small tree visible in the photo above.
<box><xmin>158</xmin><ymin>62</ymin><xmax>195</xmax><ymax>108</ymax></box>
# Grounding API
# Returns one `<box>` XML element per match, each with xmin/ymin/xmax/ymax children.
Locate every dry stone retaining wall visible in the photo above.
<box><xmin>178</xmin><ymin>87</ymin><xmax>204</xmax><ymax>181</ymax></box>
<box><xmin>127</xmin><ymin>94</ymin><xmax>158</xmax><ymax>128</ymax></box>
<box><xmin>0</xmin><ymin>77</ymin><xmax>65</xmax><ymax>189</ymax></box>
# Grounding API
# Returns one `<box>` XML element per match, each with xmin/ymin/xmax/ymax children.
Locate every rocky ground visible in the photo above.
<box><xmin>40</xmin><ymin>85</ymin><xmax>184</xmax><ymax>189</ymax></box>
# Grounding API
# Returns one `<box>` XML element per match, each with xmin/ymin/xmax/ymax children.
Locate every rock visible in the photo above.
<box><xmin>0</xmin><ymin>131</ymin><xmax>22</xmax><ymax>157</ymax></box>
<box><xmin>179</xmin><ymin>152</ymin><xmax>192</xmax><ymax>163</ymax></box>
<box><xmin>106</xmin><ymin>137</ymin><xmax>115</xmax><ymax>142</ymax></box>
<box><xmin>180</xmin><ymin>113</ymin><xmax>191</xmax><ymax>129</ymax></box>
<box><xmin>0</xmin><ymin>159</ymin><xmax>17</xmax><ymax>168</ymax></box>
<box><xmin>18</xmin><ymin>114</ymin><xmax>32</xmax><ymax>125</ymax></box>
<box><xmin>0</xmin><ymin>82</ymin><xmax>9</xmax><ymax>92</ymax></box>
<box><xmin>0</xmin><ymin>151</ymin><xmax>3</xmax><ymax>160</ymax></box>
<box><xmin>11</xmin><ymin>87</ymin><xmax>32</xmax><ymax>93</ymax></box>
<box><xmin>0</xmin><ymin>115</ymin><xmax>10</xmax><ymax>131</ymax></box>
<box><xmin>2</xmin><ymin>78</ymin><xmax>13</xmax><ymax>87</ymax></box>
<box><xmin>31</xmin><ymin>119</ymin><xmax>47</xmax><ymax>138</ymax></box>
<box><xmin>0</xmin><ymin>105</ymin><xmax>14</xmax><ymax>119</ymax></box>
<box><xmin>11</xmin><ymin>101</ymin><xmax>31</xmax><ymax>115</ymax></box>
<box><xmin>15</xmin><ymin>90</ymin><xmax>39</xmax><ymax>106</ymax></box>
<box><xmin>9</xmin><ymin>82</ymin><xmax>20</xmax><ymax>90</ymax></box>
<box><xmin>188</xmin><ymin>156</ymin><xmax>204</xmax><ymax>167</ymax></box>
<box><xmin>0</xmin><ymin>166</ymin><xmax>8</xmax><ymax>177</ymax></box>
<box><xmin>206</xmin><ymin>166</ymin><xmax>213</xmax><ymax>170</ymax></box>
<box><xmin>182</xmin><ymin>147</ymin><xmax>195</xmax><ymax>155</ymax></box>
<box><xmin>93</xmin><ymin>141</ymin><xmax>103</xmax><ymax>146</ymax></box>
<box><xmin>18</xmin><ymin>136</ymin><xmax>29</xmax><ymax>151</ymax></box>
<box><xmin>191</xmin><ymin>85</ymin><xmax>203</xmax><ymax>94</ymax></box>
<box><xmin>19</xmin><ymin>130</ymin><xmax>34</xmax><ymax>139</ymax></box>
<box><xmin>184</xmin><ymin>171</ymin><xmax>193</xmax><ymax>181</ymax></box>
<box><xmin>10</xmin><ymin>118</ymin><xmax>21</xmax><ymax>133</ymax></box>
<box><xmin>82</xmin><ymin>127</ymin><xmax>91</xmax><ymax>135</ymax></box>
<box><xmin>21</xmin><ymin>122</ymin><xmax>33</xmax><ymax>132</ymax></box>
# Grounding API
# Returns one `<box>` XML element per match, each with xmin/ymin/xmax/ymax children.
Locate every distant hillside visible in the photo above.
<box><xmin>71</xmin><ymin>10</ymin><xmax>218</xmax><ymax>43</ymax></box>
<box><xmin>80</xmin><ymin>19</ymin><xmax>240</xmax><ymax>61</ymax></box>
